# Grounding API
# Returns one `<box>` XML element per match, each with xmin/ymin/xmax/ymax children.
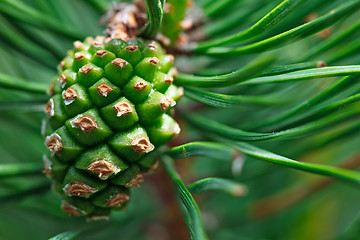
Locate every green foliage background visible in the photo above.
<box><xmin>0</xmin><ymin>0</ymin><xmax>360</xmax><ymax>239</ymax></box>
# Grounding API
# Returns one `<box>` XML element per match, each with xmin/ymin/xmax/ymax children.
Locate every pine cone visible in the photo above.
<box><xmin>43</xmin><ymin>37</ymin><xmax>182</xmax><ymax>220</ymax></box>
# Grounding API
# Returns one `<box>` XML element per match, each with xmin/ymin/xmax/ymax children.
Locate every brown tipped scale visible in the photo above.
<box><xmin>71</xmin><ymin>115</ymin><xmax>98</xmax><ymax>133</ymax></box>
<box><xmin>59</xmin><ymin>61</ymin><xmax>66</xmax><ymax>71</ymax></box>
<box><xmin>169</xmin><ymin>67</ymin><xmax>179</xmax><ymax>77</ymax></box>
<box><xmin>80</xmin><ymin>65</ymin><xmax>92</xmax><ymax>75</ymax></box>
<box><xmin>42</xmin><ymin>156</ymin><xmax>53</xmax><ymax>178</ymax></box>
<box><xmin>112</xmin><ymin>58</ymin><xmax>127</xmax><ymax>68</ymax></box>
<box><xmin>149</xmin><ymin>57</ymin><xmax>159</xmax><ymax>65</ymax></box>
<box><xmin>160</xmin><ymin>95</ymin><xmax>176</xmax><ymax>111</ymax></box>
<box><xmin>96</xmin><ymin>50</ymin><xmax>108</xmax><ymax>57</ymax></box>
<box><xmin>92</xmin><ymin>41</ymin><xmax>103</xmax><ymax>47</ymax></box>
<box><xmin>62</xmin><ymin>202</ymin><xmax>84</xmax><ymax>216</ymax></box>
<box><xmin>131</xmin><ymin>136</ymin><xmax>154</xmax><ymax>154</ymax></box>
<box><xmin>45</xmin><ymin>99</ymin><xmax>53</xmax><ymax>117</ymax></box>
<box><xmin>58</xmin><ymin>74</ymin><xmax>67</xmax><ymax>87</ymax></box>
<box><xmin>147</xmin><ymin>42</ymin><xmax>157</xmax><ymax>51</ymax></box>
<box><xmin>107</xmin><ymin>193</ymin><xmax>130</xmax><ymax>207</ymax></box>
<box><xmin>86</xmin><ymin>159</ymin><xmax>120</xmax><ymax>179</ymax></box>
<box><xmin>97</xmin><ymin>83</ymin><xmax>113</xmax><ymax>97</ymax></box>
<box><xmin>45</xmin><ymin>133</ymin><xmax>63</xmax><ymax>153</ymax></box>
<box><xmin>164</xmin><ymin>75</ymin><xmax>174</xmax><ymax>84</ymax></box>
<box><xmin>125</xmin><ymin>173</ymin><xmax>144</xmax><ymax>188</ymax></box>
<box><xmin>113</xmin><ymin>101</ymin><xmax>133</xmax><ymax>117</ymax></box>
<box><xmin>133</xmin><ymin>81</ymin><xmax>148</xmax><ymax>91</ymax></box>
<box><xmin>95</xmin><ymin>36</ymin><xmax>106</xmax><ymax>43</ymax></box>
<box><xmin>75</xmin><ymin>52</ymin><xmax>85</xmax><ymax>60</ymax></box>
<box><xmin>63</xmin><ymin>87</ymin><xmax>78</xmax><ymax>105</ymax></box>
<box><xmin>73</xmin><ymin>41</ymin><xmax>84</xmax><ymax>50</ymax></box>
<box><xmin>64</xmin><ymin>181</ymin><xmax>97</xmax><ymax>197</ymax></box>
<box><xmin>125</xmin><ymin>45</ymin><xmax>138</xmax><ymax>51</ymax></box>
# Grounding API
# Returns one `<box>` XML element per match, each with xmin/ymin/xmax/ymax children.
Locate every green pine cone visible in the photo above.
<box><xmin>43</xmin><ymin>37</ymin><xmax>182</xmax><ymax>220</ymax></box>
